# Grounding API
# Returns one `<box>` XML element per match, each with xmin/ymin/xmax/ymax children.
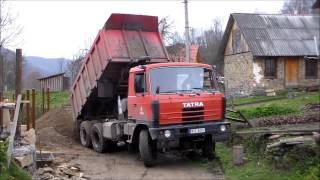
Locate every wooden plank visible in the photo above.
<box><xmin>21</xmin><ymin>100</ymin><xmax>30</xmax><ymax>104</ymax></box>
<box><xmin>236</xmin><ymin>128</ymin><xmax>320</xmax><ymax>135</ymax></box>
<box><xmin>7</xmin><ymin>95</ymin><xmax>22</xmax><ymax>168</ymax></box>
<box><xmin>0</xmin><ymin>103</ymin><xmax>16</xmax><ymax>109</ymax></box>
<box><xmin>226</xmin><ymin>109</ymin><xmax>252</xmax><ymax>127</ymax></box>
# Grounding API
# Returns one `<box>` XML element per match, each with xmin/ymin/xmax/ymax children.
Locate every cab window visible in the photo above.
<box><xmin>134</xmin><ymin>73</ymin><xmax>146</xmax><ymax>93</ymax></box>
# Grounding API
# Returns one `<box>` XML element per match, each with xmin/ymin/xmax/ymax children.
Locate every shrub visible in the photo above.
<box><xmin>0</xmin><ymin>141</ymin><xmax>31</xmax><ymax>180</ymax></box>
<box><xmin>239</xmin><ymin>104</ymin><xmax>297</xmax><ymax>119</ymax></box>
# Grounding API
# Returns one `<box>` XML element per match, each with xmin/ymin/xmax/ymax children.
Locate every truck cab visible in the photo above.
<box><xmin>126</xmin><ymin>62</ymin><xmax>230</xmax><ymax>166</ymax></box>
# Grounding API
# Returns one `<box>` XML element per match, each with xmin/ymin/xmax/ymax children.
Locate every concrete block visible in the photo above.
<box><xmin>14</xmin><ymin>154</ymin><xmax>34</xmax><ymax>168</ymax></box>
<box><xmin>21</xmin><ymin>128</ymin><xmax>36</xmax><ymax>147</ymax></box>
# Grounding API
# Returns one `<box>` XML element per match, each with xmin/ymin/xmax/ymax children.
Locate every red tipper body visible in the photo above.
<box><xmin>70</xmin><ymin>14</ymin><xmax>169</xmax><ymax>119</ymax></box>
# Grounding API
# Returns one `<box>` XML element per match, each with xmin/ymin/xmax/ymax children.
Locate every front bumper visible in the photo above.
<box><xmin>149</xmin><ymin>121</ymin><xmax>231</xmax><ymax>142</ymax></box>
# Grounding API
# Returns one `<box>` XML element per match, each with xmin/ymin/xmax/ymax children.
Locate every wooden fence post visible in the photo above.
<box><xmin>42</xmin><ymin>88</ymin><xmax>45</xmax><ymax>114</ymax></box>
<box><xmin>15</xmin><ymin>49</ymin><xmax>22</xmax><ymax>100</ymax></box>
<box><xmin>0</xmin><ymin>91</ymin><xmax>3</xmax><ymax>131</ymax></box>
<box><xmin>32</xmin><ymin>89</ymin><xmax>35</xmax><ymax>129</ymax></box>
<box><xmin>26</xmin><ymin>90</ymin><xmax>30</xmax><ymax>130</ymax></box>
<box><xmin>233</xmin><ymin>145</ymin><xmax>244</xmax><ymax>166</ymax></box>
<box><xmin>47</xmin><ymin>88</ymin><xmax>50</xmax><ymax>111</ymax></box>
<box><xmin>16</xmin><ymin>94</ymin><xmax>24</xmax><ymax>138</ymax></box>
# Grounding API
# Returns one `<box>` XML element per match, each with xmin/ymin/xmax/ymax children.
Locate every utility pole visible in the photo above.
<box><xmin>0</xmin><ymin>1</ymin><xmax>3</xmax><ymax>133</ymax></box>
<box><xmin>184</xmin><ymin>0</ymin><xmax>190</xmax><ymax>63</ymax></box>
<box><xmin>314</xmin><ymin>36</ymin><xmax>319</xmax><ymax>56</ymax></box>
<box><xmin>0</xmin><ymin>0</ymin><xmax>3</xmax><ymax>94</ymax></box>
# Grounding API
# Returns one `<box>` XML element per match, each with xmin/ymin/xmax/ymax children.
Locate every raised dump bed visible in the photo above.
<box><xmin>70</xmin><ymin>14</ymin><xmax>169</xmax><ymax>120</ymax></box>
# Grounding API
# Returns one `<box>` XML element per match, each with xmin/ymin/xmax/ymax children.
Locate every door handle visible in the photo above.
<box><xmin>133</xmin><ymin>104</ymin><xmax>137</xmax><ymax>107</ymax></box>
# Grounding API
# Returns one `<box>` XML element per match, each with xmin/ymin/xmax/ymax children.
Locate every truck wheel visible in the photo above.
<box><xmin>80</xmin><ymin>121</ymin><xmax>92</xmax><ymax>148</ymax></box>
<box><xmin>202</xmin><ymin>135</ymin><xmax>215</xmax><ymax>159</ymax></box>
<box><xmin>91</xmin><ymin>123</ymin><xmax>107</xmax><ymax>153</ymax></box>
<box><xmin>139</xmin><ymin>129</ymin><xmax>157</xmax><ymax>167</ymax></box>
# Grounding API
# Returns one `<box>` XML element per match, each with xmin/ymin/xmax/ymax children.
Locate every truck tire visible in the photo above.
<box><xmin>202</xmin><ymin>135</ymin><xmax>215</xmax><ymax>159</ymax></box>
<box><xmin>80</xmin><ymin>121</ymin><xmax>92</xmax><ymax>148</ymax></box>
<box><xmin>91</xmin><ymin>123</ymin><xmax>117</xmax><ymax>153</ymax></box>
<box><xmin>91</xmin><ymin>123</ymin><xmax>107</xmax><ymax>153</ymax></box>
<box><xmin>139</xmin><ymin>129</ymin><xmax>156</xmax><ymax>167</ymax></box>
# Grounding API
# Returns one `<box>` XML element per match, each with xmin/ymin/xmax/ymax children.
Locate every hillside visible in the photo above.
<box><xmin>1</xmin><ymin>47</ymin><xmax>71</xmax><ymax>76</ymax></box>
<box><xmin>24</xmin><ymin>56</ymin><xmax>70</xmax><ymax>76</ymax></box>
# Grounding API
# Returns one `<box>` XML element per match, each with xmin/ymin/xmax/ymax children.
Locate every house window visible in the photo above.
<box><xmin>265</xmin><ymin>58</ymin><xmax>277</xmax><ymax>78</ymax></box>
<box><xmin>232</xmin><ymin>29</ymin><xmax>241</xmax><ymax>54</ymax></box>
<box><xmin>305</xmin><ymin>59</ymin><xmax>318</xmax><ymax>79</ymax></box>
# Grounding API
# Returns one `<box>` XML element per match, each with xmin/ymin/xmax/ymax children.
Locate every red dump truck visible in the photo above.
<box><xmin>70</xmin><ymin>13</ymin><xmax>230</xmax><ymax>166</ymax></box>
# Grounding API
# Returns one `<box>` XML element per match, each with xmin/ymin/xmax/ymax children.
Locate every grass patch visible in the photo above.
<box><xmin>215</xmin><ymin>143</ymin><xmax>320</xmax><ymax>180</ymax></box>
<box><xmin>229</xmin><ymin>92</ymin><xmax>320</xmax><ymax>119</ymax></box>
<box><xmin>3</xmin><ymin>90</ymin><xmax>69</xmax><ymax>122</ymax></box>
<box><xmin>237</xmin><ymin>104</ymin><xmax>297</xmax><ymax>119</ymax></box>
<box><xmin>227</xmin><ymin>91</ymin><xmax>288</xmax><ymax>106</ymax></box>
<box><xmin>0</xmin><ymin>141</ymin><xmax>31</xmax><ymax>180</ymax></box>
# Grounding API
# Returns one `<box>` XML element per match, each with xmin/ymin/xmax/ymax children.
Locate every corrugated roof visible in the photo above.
<box><xmin>222</xmin><ymin>13</ymin><xmax>320</xmax><ymax>57</ymax></box>
<box><xmin>38</xmin><ymin>73</ymin><xmax>66</xmax><ymax>80</ymax></box>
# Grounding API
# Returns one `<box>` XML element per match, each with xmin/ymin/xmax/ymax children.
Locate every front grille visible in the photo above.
<box><xmin>182</xmin><ymin>107</ymin><xmax>204</xmax><ymax>124</ymax></box>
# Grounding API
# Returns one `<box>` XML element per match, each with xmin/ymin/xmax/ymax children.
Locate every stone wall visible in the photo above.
<box><xmin>224</xmin><ymin>52</ymin><xmax>255</xmax><ymax>97</ymax></box>
<box><xmin>253</xmin><ymin>57</ymin><xmax>286</xmax><ymax>91</ymax></box>
<box><xmin>225</xmin><ymin>55</ymin><xmax>320</xmax><ymax>97</ymax></box>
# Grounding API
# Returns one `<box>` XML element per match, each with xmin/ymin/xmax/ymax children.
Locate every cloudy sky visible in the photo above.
<box><xmin>9</xmin><ymin>0</ymin><xmax>284</xmax><ymax>59</ymax></box>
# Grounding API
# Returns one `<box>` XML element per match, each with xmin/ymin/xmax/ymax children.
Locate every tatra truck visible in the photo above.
<box><xmin>70</xmin><ymin>13</ymin><xmax>230</xmax><ymax>167</ymax></box>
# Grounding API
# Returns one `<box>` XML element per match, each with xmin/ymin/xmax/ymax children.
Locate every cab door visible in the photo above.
<box><xmin>127</xmin><ymin>72</ymin><xmax>149</xmax><ymax>121</ymax></box>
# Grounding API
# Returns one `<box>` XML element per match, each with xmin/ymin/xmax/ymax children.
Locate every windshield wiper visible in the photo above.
<box><xmin>191</xmin><ymin>87</ymin><xmax>203</xmax><ymax>91</ymax></box>
<box><xmin>177</xmin><ymin>89</ymin><xmax>193</xmax><ymax>93</ymax></box>
<box><xmin>159</xmin><ymin>90</ymin><xmax>177</xmax><ymax>93</ymax></box>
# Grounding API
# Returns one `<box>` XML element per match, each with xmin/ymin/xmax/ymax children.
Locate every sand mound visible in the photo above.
<box><xmin>36</xmin><ymin>105</ymin><xmax>75</xmax><ymax>148</ymax></box>
<box><xmin>37</xmin><ymin>127</ymin><xmax>73</xmax><ymax>147</ymax></box>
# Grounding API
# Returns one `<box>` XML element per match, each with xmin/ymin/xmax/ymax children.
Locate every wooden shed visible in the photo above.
<box><xmin>38</xmin><ymin>73</ymin><xmax>70</xmax><ymax>91</ymax></box>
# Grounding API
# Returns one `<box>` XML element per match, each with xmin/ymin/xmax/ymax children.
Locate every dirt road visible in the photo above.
<box><xmin>50</xmin><ymin>144</ymin><xmax>224</xmax><ymax>180</ymax></box>
<box><xmin>36</xmin><ymin>106</ymin><xmax>224</xmax><ymax>180</ymax></box>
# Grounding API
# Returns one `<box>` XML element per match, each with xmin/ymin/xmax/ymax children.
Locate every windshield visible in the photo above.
<box><xmin>150</xmin><ymin>67</ymin><xmax>216</xmax><ymax>94</ymax></box>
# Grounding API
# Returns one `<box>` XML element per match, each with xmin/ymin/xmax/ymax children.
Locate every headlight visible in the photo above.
<box><xmin>164</xmin><ymin>130</ymin><xmax>171</xmax><ymax>138</ymax></box>
<box><xmin>220</xmin><ymin>125</ymin><xmax>226</xmax><ymax>132</ymax></box>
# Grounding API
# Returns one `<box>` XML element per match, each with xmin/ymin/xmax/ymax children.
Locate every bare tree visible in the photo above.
<box><xmin>67</xmin><ymin>49</ymin><xmax>86</xmax><ymax>84</ymax></box>
<box><xmin>281</xmin><ymin>0</ymin><xmax>315</xmax><ymax>14</ymax></box>
<box><xmin>166</xmin><ymin>31</ymin><xmax>184</xmax><ymax>61</ymax></box>
<box><xmin>158</xmin><ymin>16</ymin><xmax>175</xmax><ymax>45</ymax></box>
<box><xmin>23</xmin><ymin>70</ymin><xmax>42</xmax><ymax>89</ymax></box>
<box><xmin>0</xmin><ymin>0</ymin><xmax>22</xmax><ymax>92</ymax></box>
<box><xmin>189</xmin><ymin>27</ymin><xmax>197</xmax><ymax>45</ymax></box>
<box><xmin>195</xmin><ymin>18</ymin><xmax>224</xmax><ymax>70</ymax></box>
<box><xmin>57</xmin><ymin>59</ymin><xmax>65</xmax><ymax>73</ymax></box>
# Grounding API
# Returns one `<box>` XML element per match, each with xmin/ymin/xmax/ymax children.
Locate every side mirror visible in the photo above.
<box><xmin>156</xmin><ymin>86</ymin><xmax>160</xmax><ymax>94</ymax></box>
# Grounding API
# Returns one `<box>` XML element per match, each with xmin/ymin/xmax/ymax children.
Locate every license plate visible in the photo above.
<box><xmin>189</xmin><ymin>128</ymin><xmax>205</xmax><ymax>134</ymax></box>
